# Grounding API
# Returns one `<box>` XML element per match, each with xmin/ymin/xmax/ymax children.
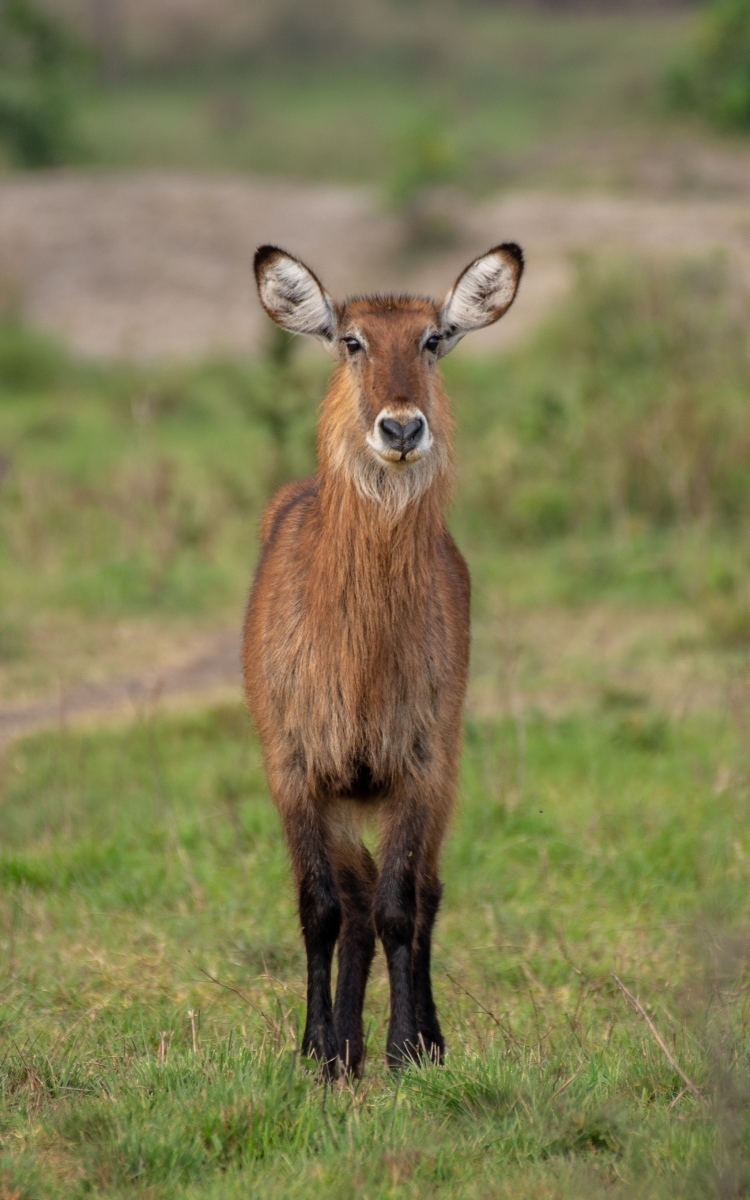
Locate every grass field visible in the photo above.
<box><xmin>1</xmin><ymin>698</ymin><xmax>749</xmax><ymax>1198</ymax></box>
<box><xmin>71</xmin><ymin>9</ymin><xmax>694</xmax><ymax>190</ymax></box>
<box><xmin>2</xmin><ymin>256</ymin><xmax>750</xmax><ymax>1195</ymax></box>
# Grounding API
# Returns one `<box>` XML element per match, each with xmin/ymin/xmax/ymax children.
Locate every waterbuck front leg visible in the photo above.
<box><xmin>332</xmin><ymin>841</ymin><xmax>377</xmax><ymax>1076</ymax></box>
<box><xmin>414</xmin><ymin>874</ymin><xmax>445</xmax><ymax>1063</ymax></box>
<box><xmin>280</xmin><ymin>798</ymin><xmax>341</xmax><ymax>1079</ymax></box>
<box><xmin>375</xmin><ymin>799</ymin><xmax>422</xmax><ymax>1068</ymax></box>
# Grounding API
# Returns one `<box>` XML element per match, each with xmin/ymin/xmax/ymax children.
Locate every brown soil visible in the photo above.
<box><xmin>1</xmin><ymin>173</ymin><xmax>749</xmax><ymax>360</ymax></box>
<box><xmin>0</xmin><ymin>626</ymin><xmax>241</xmax><ymax>746</ymax></box>
<box><xmin>0</xmin><ymin>602</ymin><xmax>735</xmax><ymax>749</ymax></box>
<box><xmin>470</xmin><ymin>603</ymin><xmax>731</xmax><ymax>722</ymax></box>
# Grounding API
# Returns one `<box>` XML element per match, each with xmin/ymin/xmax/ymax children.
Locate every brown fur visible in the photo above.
<box><xmin>243</xmin><ymin>246</ymin><xmax>522</xmax><ymax>1074</ymax></box>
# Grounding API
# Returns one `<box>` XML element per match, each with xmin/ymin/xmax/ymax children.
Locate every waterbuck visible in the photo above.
<box><xmin>243</xmin><ymin>242</ymin><xmax>523</xmax><ymax>1076</ymax></box>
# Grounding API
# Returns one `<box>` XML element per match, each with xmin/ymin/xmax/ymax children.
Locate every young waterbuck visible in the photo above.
<box><xmin>243</xmin><ymin>243</ymin><xmax>523</xmax><ymax>1076</ymax></box>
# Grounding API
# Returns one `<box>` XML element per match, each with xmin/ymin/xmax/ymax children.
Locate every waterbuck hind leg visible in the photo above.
<box><xmin>333</xmin><ymin>842</ymin><xmax>377</xmax><ymax>1076</ymax></box>
<box><xmin>375</xmin><ymin>806</ymin><xmax>421</xmax><ymax>1068</ymax></box>
<box><xmin>282</xmin><ymin>803</ymin><xmax>342</xmax><ymax>1079</ymax></box>
<box><xmin>414</xmin><ymin>876</ymin><xmax>445</xmax><ymax>1063</ymax></box>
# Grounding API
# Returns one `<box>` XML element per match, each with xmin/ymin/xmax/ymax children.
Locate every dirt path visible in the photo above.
<box><xmin>1</xmin><ymin>173</ymin><xmax>750</xmax><ymax>360</ymax></box>
<box><xmin>0</xmin><ymin>628</ymin><xmax>242</xmax><ymax>746</ymax></box>
<box><xmin>0</xmin><ymin>603</ymin><xmax>734</xmax><ymax>749</ymax></box>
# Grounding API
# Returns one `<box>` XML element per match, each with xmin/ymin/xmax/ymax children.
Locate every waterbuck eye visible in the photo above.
<box><xmin>424</xmin><ymin>334</ymin><xmax>442</xmax><ymax>354</ymax></box>
<box><xmin>343</xmin><ymin>336</ymin><xmax>362</xmax><ymax>355</ymax></box>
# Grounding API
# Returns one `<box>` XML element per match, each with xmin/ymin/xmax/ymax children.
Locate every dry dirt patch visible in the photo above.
<box><xmin>1</xmin><ymin>173</ymin><xmax>750</xmax><ymax>360</ymax></box>
<box><xmin>0</xmin><ymin>604</ymin><xmax>730</xmax><ymax>749</ymax></box>
<box><xmin>471</xmin><ymin>603</ymin><xmax>726</xmax><ymax>721</ymax></box>
<box><xmin>0</xmin><ymin>620</ymin><xmax>241</xmax><ymax>745</ymax></box>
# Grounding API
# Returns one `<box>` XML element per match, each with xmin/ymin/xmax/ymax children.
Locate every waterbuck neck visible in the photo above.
<box><xmin>312</xmin><ymin>473</ymin><xmax>445</xmax><ymax>617</ymax></box>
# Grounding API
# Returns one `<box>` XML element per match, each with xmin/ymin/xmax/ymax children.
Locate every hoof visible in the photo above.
<box><xmin>301</xmin><ymin>1046</ymin><xmax>340</xmax><ymax>1081</ymax></box>
<box><xmin>417</xmin><ymin>1033</ymin><xmax>445</xmax><ymax>1065</ymax></box>
<box><xmin>302</xmin><ymin>1023</ymin><xmax>340</xmax><ymax>1081</ymax></box>
<box><xmin>336</xmin><ymin>1036</ymin><xmax>365</xmax><ymax>1079</ymax></box>
<box><xmin>385</xmin><ymin>1037</ymin><xmax>421</xmax><ymax>1070</ymax></box>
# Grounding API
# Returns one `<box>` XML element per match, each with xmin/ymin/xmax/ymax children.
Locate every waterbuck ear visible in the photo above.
<box><xmin>254</xmin><ymin>245</ymin><xmax>338</xmax><ymax>346</ymax></box>
<box><xmin>439</xmin><ymin>243</ymin><xmax>523</xmax><ymax>354</ymax></box>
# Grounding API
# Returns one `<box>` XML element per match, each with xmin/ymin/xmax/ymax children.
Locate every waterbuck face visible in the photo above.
<box><xmin>336</xmin><ymin>295</ymin><xmax>444</xmax><ymax>471</ymax></box>
<box><xmin>254</xmin><ymin>243</ymin><xmax>523</xmax><ymax>508</ymax></box>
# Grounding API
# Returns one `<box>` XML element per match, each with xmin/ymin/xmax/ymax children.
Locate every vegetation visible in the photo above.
<box><xmin>62</xmin><ymin>0</ymin><xmax>693</xmax><ymax>76</ymax></box>
<box><xmin>0</xmin><ymin>3</ymin><xmax>707</xmax><ymax>185</ymax></box>
<box><xmin>0</xmin><ymin>0</ymin><xmax>85</xmax><ymax>167</ymax></box>
<box><xmin>1</xmin><ymin>257</ymin><xmax>749</xmax><ymax>647</ymax></box>
<box><xmin>668</xmin><ymin>0</ymin><xmax>750</xmax><ymax>131</ymax></box>
<box><xmin>2</xmin><ymin>258</ymin><xmax>750</xmax><ymax>1194</ymax></box>
<box><xmin>456</xmin><ymin>256</ymin><xmax>750</xmax><ymax>538</ymax></box>
<box><xmin>1</xmin><ymin>695</ymin><xmax>749</xmax><ymax>1196</ymax></box>
<box><xmin>70</xmin><ymin>8</ymin><xmax>692</xmax><ymax>187</ymax></box>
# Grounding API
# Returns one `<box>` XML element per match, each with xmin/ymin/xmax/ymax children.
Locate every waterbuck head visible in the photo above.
<box><xmin>254</xmin><ymin>243</ymin><xmax>523</xmax><ymax>514</ymax></box>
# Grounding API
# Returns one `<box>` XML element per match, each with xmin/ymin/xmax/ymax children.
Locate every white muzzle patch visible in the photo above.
<box><xmin>366</xmin><ymin>407</ymin><xmax>433</xmax><ymax>465</ymax></box>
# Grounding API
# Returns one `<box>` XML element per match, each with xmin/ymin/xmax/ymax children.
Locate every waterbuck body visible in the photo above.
<box><xmin>243</xmin><ymin>243</ymin><xmax>523</xmax><ymax>1076</ymax></box>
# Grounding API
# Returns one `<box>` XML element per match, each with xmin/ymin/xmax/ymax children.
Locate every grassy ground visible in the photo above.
<box><xmin>1</xmin><ymin>699</ymin><xmax>749</xmax><ymax>1197</ymax></box>
<box><xmin>2</xmin><ymin>256</ymin><xmax>750</xmax><ymax>1194</ymax></box>
<box><xmin>70</xmin><ymin>10</ymin><xmax>693</xmax><ymax>190</ymax></box>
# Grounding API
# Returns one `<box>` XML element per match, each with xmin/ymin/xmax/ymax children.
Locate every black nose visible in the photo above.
<box><xmin>379</xmin><ymin>417</ymin><xmax>424</xmax><ymax>454</ymax></box>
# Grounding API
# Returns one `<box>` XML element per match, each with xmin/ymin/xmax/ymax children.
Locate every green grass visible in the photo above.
<box><xmin>0</xmin><ymin>335</ymin><xmax>322</xmax><ymax>626</ymax></box>
<box><xmin>666</xmin><ymin>0</ymin><xmax>750</xmax><ymax>134</ymax></box>
<box><xmin>70</xmin><ymin>9</ymin><xmax>693</xmax><ymax>189</ymax></box>
<box><xmin>1</xmin><ymin>699</ymin><xmax>749</xmax><ymax>1197</ymax></box>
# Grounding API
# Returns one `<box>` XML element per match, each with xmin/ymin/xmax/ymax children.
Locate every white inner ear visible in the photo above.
<box><xmin>441</xmin><ymin>251</ymin><xmax>520</xmax><ymax>345</ymax></box>
<box><xmin>259</xmin><ymin>256</ymin><xmax>336</xmax><ymax>342</ymax></box>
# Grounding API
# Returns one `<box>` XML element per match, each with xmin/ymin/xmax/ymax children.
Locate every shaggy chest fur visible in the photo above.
<box><xmin>243</xmin><ymin>478</ymin><xmax>470</xmax><ymax>799</ymax></box>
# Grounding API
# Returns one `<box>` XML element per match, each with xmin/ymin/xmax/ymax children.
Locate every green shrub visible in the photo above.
<box><xmin>452</xmin><ymin>256</ymin><xmax>750</xmax><ymax>540</ymax></box>
<box><xmin>667</xmin><ymin>0</ymin><xmax>750</xmax><ymax>131</ymax></box>
<box><xmin>387</xmin><ymin>114</ymin><xmax>460</xmax><ymax>250</ymax></box>
<box><xmin>0</xmin><ymin>319</ymin><xmax>70</xmax><ymax>390</ymax></box>
<box><xmin>0</xmin><ymin>0</ymin><xmax>86</xmax><ymax>167</ymax></box>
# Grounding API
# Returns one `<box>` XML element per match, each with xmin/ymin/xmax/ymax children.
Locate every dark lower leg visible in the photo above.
<box><xmin>375</xmin><ymin>854</ymin><xmax>419</xmax><ymax>1069</ymax></box>
<box><xmin>333</xmin><ymin>849</ymin><xmax>377</xmax><ymax>1076</ymax></box>
<box><xmin>286</xmin><ymin>812</ymin><xmax>341</xmax><ymax>1078</ymax></box>
<box><xmin>299</xmin><ymin>872</ymin><xmax>341</xmax><ymax>1075</ymax></box>
<box><xmin>414</xmin><ymin>877</ymin><xmax>445</xmax><ymax>1063</ymax></box>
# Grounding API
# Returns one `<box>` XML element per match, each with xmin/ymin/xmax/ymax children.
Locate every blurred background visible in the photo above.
<box><xmin>4</xmin><ymin>7</ymin><xmax>750</xmax><ymax>1194</ymax></box>
<box><xmin>1</xmin><ymin>0</ymin><xmax>750</xmax><ymax>719</ymax></box>
<box><xmin>3</xmin><ymin>0</ymin><xmax>750</xmax><ymax>360</ymax></box>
